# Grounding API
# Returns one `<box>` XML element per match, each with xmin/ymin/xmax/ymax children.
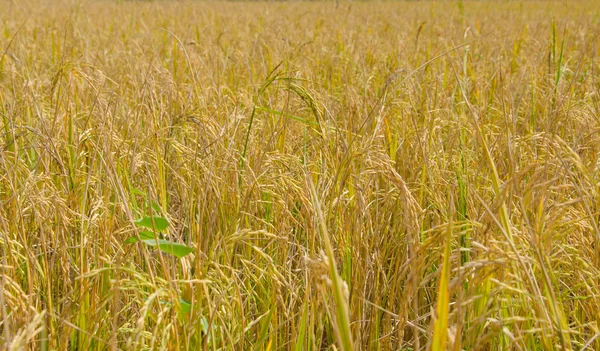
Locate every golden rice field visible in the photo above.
<box><xmin>2</xmin><ymin>0</ymin><xmax>600</xmax><ymax>349</ymax></box>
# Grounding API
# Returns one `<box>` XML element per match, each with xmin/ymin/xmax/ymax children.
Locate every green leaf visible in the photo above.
<box><xmin>200</xmin><ymin>316</ymin><xmax>209</xmax><ymax>334</ymax></box>
<box><xmin>141</xmin><ymin>239</ymin><xmax>193</xmax><ymax>258</ymax></box>
<box><xmin>150</xmin><ymin>201</ymin><xmax>163</xmax><ymax>214</ymax></box>
<box><xmin>131</xmin><ymin>188</ymin><xmax>147</xmax><ymax>197</ymax></box>
<box><xmin>256</xmin><ymin>106</ymin><xmax>319</xmax><ymax>126</ymax></box>
<box><xmin>123</xmin><ymin>236</ymin><xmax>138</xmax><ymax>244</ymax></box>
<box><xmin>134</xmin><ymin>216</ymin><xmax>169</xmax><ymax>232</ymax></box>
<box><xmin>294</xmin><ymin>299</ymin><xmax>309</xmax><ymax>351</ymax></box>
<box><xmin>179</xmin><ymin>298</ymin><xmax>192</xmax><ymax>313</ymax></box>
<box><xmin>432</xmin><ymin>221</ymin><xmax>452</xmax><ymax>351</ymax></box>
<box><xmin>123</xmin><ymin>230</ymin><xmax>157</xmax><ymax>244</ymax></box>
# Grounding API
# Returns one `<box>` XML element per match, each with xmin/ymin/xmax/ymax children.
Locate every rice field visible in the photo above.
<box><xmin>2</xmin><ymin>0</ymin><xmax>600</xmax><ymax>349</ymax></box>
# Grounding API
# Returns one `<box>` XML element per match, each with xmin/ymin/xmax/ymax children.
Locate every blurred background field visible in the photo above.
<box><xmin>1</xmin><ymin>0</ymin><xmax>600</xmax><ymax>349</ymax></box>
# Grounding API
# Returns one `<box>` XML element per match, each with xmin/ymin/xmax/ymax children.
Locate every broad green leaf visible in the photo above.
<box><xmin>179</xmin><ymin>298</ymin><xmax>192</xmax><ymax>313</ymax></box>
<box><xmin>141</xmin><ymin>239</ymin><xmax>193</xmax><ymax>258</ymax></box>
<box><xmin>124</xmin><ymin>236</ymin><xmax>138</xmax><ymax>245</ymax></box>
<box><xmin>123</xmin><ymin>230</ymin><xmax>156</xmax><ymax>244</ymax></box>
<box><xmin>134</xmin><ymin>216</ymin><xmax>169</xmax><ymax>232</ymax></box>
<box><xmin>150</xmin><ymin>201</ymin><xmax>162</xmax><ymax>214</ymax></box>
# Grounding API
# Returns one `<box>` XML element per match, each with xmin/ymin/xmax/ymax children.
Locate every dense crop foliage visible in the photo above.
<box><xmin>2</xmin><ymin>0</ymin><xmax>600</xmax><ymax>349</ymax></box>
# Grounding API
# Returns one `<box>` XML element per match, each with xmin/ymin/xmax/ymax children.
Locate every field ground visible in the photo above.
<box><xmin>2</xmin><ymin>0</ymin><xmax>600</xmax><ymax>350</ymax></box>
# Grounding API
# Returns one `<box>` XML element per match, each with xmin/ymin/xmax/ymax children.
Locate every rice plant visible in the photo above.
<box><xmin>1</xmin><ymin>0</ymin><xmax>600</xmax><ymax>349</ymax></box>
